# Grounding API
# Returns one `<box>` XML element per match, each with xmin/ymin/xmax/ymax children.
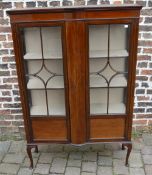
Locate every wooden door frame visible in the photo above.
<box><xmin>11</xmin><ymin>21</ymin><xmax>71</xmax><ymax>143</ymax></box>
<box><xmin>84</xmin><ymin>18</ymin><xmax>140</xmax><ymax>142</ymax></box>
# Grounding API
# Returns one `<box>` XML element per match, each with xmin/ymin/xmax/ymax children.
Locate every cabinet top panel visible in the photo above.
<box><xmin>7</xmin><ymin>5</ymin><xmax>142</xmax><ymax>15</ymax></box>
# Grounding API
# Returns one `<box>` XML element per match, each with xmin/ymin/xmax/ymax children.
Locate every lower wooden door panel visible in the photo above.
<box><xmin>31</xmin><ymin>118</ymin><xmax>68</xmax><ymax>142</ymax></box>
<box><xmin>31</xmin><ymin>117</ymin><xmax>126</xmax><ymax>142</ymax></box>
<box><xmin>89</xmin><ymin>117</ymin><xmax>125</xmax><ymax>140</ymax></box>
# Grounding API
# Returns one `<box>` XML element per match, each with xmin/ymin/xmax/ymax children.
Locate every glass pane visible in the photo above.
<box><xmin>89</xmin><ymin>25</ymin><xmax>108</xmax><ymax>58</ymax></box>
<box><xmin>48</xmin><ymin>90</ymin><xmax>65</xmax><ymax>115</ymax></box>
<box><xmin>42</xmin><ymin>27</ymin><xmax>62</xmax><ymax>59</ymax></box>
<box><xmin>28</xmin><ymin>90</ymin><xmax>47</xmax><ymax>115</ymax></box>
<box><xmin>90</xmin><ymin>89</ymin><xmax>107</xmax><ymax>114</ymax></box>
<box><xmin>89</xmin><ymin>24</ymin><xmax>130</xmax><ymax>115</ymax></box>
<box><xmin>109</xmin><ymin>88</ymin><xmax>127</xmax><ymax>114</ymax></box>
<box><xmin>21</xmin><ymin>26</ymin><xmax>66</xmax><ymax>116</ymax></box>
<box><xmin>24</xmin><ymin>27</ymin><xmax>42</xmax><ymax>59</ymax></box>
<box><xmin>110</xmin><ymin>24</ymin><xmax>129</xmax><ymax>57</ymax></box>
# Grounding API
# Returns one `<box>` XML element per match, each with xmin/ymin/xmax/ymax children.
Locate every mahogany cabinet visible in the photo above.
<box><xmin>7</xmin><ymin>5</ymin><xmax>142</xmax><ymax>168</ymax></box>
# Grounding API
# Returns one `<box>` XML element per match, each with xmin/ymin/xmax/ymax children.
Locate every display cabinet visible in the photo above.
<box><xmin>7</xmin><ymin>5</ymin><xmax>142</xmax><ymax>168</ymax></box>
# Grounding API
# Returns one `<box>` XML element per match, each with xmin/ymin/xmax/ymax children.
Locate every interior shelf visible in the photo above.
<box><xmin>90</xmin><ymin>74</ymin><xmax>127</xmax><ymax>87</ymax></box>
<box><xmin>27</xmin><ymin>76</ymin><xmax>64</xmax><ymax>89</ymax></box>
<box><xmin>90</xmin><ymin>102</ymin><xmax>126</xmax><ymax>114</ymax></box>
<box><xmin>30</xmin><ymin>105</ymin><xmax>47</xmax><ymax>115</ymax></box>
<box><xmin>24</xmin><ymin>52</ymin><xmax>62</xmax><ymax>60</ymax></box>
<box><xmin>89</xmin><ymin>49</ymin><xmax>128</xmax><ymax>58</ymax></box>
<box><xmin>26</xmin><ymin>59</ymin><xmax>64</xmax><ymax>89</ymax></box>
<box><xmin>30</xmin><ymin>103</ymin><xmax>65</xmax><ymax>116</ymax></box>
<box><xmin>27</xmin><ymin>74</ymin><xmax>127</xmax><ymax>89</ymax></box>
<box><xmin>24</xmin><ymin>53</ymin><xmax>42</xmax><ymax>60</ymax></box>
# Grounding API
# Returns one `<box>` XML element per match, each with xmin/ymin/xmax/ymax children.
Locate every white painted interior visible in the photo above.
<box><xmin>24</xmin><ymin>27</ymin><xmax>62</xmax><ymax>59</ymax></box>
<box><xmin>30</xmin><ymin>90</ymin><xmax>65</xmax><ymax>115</ymax></box>
<box><xmin>90</xmin><ymin>88</ymin><xmax>126</xmax><ymax>114</ymax></box>
<box><xmin>26</xmin><ymin>60</ymin><xmax>64</xmax><ymax>89</ymax></box>
<box><xmin>24</xmin><ymin>25</ymin><xmax>128</xmax><ymax>115</ymax></box>
<box><xmin>89</xmin><ymin>24</ymin><xmax>128</xmax><ymax>114</ymax></box>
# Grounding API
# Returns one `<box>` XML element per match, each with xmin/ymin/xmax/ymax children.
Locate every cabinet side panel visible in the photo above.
<box><xmin>126</xmin><ymin>19</ymin><xmax>140</xmax><ymax>140</ymax></box>
<box><xmin>11</xmin><ymin>24</ymin><xmax>33</xmax><ymax>143</ymax></box>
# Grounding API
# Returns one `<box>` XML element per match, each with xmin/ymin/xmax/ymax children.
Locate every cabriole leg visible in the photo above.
<box><xmin>122</xmin><ymin>143</ymin><xmax>132</xmax><ymax>166</ymax></box>
<box><xmin>35</xmin><ymin>145</ymin><xmax>38</xmax><ymax>153</ymax></box>
<box><xmin>122</xmin><ymin>144</ymin><xmax>125</xmax><ymax>150</ymax></box>
<box><xmin>27</xmin><ymin>145</ymin><xmax>38</xmax><ymax>169</ymax></box>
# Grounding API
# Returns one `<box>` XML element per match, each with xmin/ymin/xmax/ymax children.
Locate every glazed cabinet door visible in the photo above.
<box><xmin>15</xmin><ymin>22</ymin><xmax>70</xmax><ymax>142</ymax></box>
<box><xmin>86</xmin><ymin>20</ymin><xmax>136</xmax><ymax>141</ymax></box>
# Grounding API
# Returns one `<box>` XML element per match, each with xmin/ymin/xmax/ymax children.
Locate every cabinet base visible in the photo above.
<box><xmin>27</xmin><ymin>141</ymin><xmax>132</xmax><ymax>168</ymax></box>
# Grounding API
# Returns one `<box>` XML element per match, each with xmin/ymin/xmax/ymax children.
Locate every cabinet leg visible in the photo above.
<box><xmin>35</xmin><ymin>145</ymin><xmax>38</xmax><ymax>153</ymax></box>
<box><xmin>27</xmin><ymin>145</ymin><xmax>37</xmax><ymax>169</ymax></box>
<box><xmin>122</xmin><ymin>144</ymin><xmax>125</xmax><ymax>150</ymax></box>
<box><xmin>122</xmin><ymin>143</ymin><xmax>132</xmax><ymax>166</ymax></box>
